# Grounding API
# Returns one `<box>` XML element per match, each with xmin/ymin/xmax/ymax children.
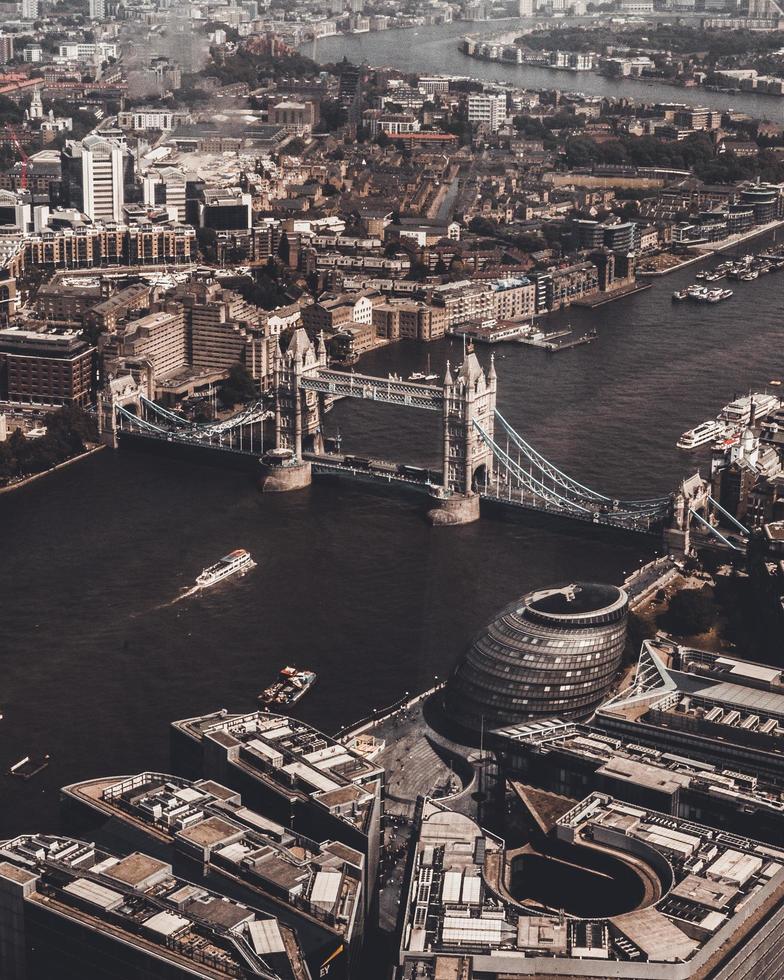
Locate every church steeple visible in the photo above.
<box><xmin>29</xmin><ymin>86</ymin><xmax>43</xmax><ymax>121</ymax></box>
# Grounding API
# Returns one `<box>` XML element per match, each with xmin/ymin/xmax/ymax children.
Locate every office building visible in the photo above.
<box><xmin>595</xmin><ymin>639</ymin><xmax>784</xmax><ymax>785</ymax></box>
<box><xmin>267</xmin><ymin>101</ymin><xmax>318</xmax><ymax>135</ymax></box>
<box><xmin>102</xmin><ymin>308</ymin><xmax>189</xmax><ymax>384</ymax></box>
<box><xmin>0</xmin><ymin>834</ymin><xmax>309</xmax><ymax>979</ymax></box>
<box><xmin>0</xmin><ymin>328</ymin><xmax>94</xmax><ymax>406</ymax></box>
<box><xmin>142</xmin><ymin>167</ymin><xmax>187</xmax><ymax>221</ymax></box>
<box><xmin>61</xmin><ymin>136</ymin><xmax>127</xmax><ymax>222</ymax></box>
<box><xmin>444</xmin><ymin>583</ymin><xmax>628</xmax><ymax>734</ymax></box>
<box><xmin>174</xmin><ymin>279</ymin><xmax>269</xmax><ymax>383</ymax></box>
<box><xmin>397</xmin><ymin>794</ymin><xmax>784</xmax><ymax>978</ymax></box>
<box><xmin>493</xmin><ymin>716</ymin><xmax>784</xmax><ymax>844</ymax></box>
<box><xmin>170</xmin><ymin>710</ymin><xmax>384</xmax><ymax>911</ymax></box>
<box><xmin>62</xmin><ymin>771</ymin><xmax>365</xmax><ymax>980</ymax></box>
<box><xmin>199</xmin><ymin>188</ymin><xmax>252</xmax><ymax>231</ymax></box>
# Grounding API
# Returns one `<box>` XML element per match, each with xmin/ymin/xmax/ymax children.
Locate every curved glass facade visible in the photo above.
<box><xmin>444</xmin><ymin>583</ymin><xmax>628</xmax><ymax>734</ymax></box>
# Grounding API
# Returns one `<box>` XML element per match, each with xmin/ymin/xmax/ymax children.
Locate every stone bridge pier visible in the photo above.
<box><xmin>260</xmin><ymin>328</ymin><xmax>326</xmax><ymax>492</ymax></box>
<box><xmin>427</xmin><ymin>350</ymin><xmax>496</xmax><ymax>526</ymax></box>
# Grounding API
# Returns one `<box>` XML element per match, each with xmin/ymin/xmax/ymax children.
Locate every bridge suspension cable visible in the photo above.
<box><xmin>131</xmin><ymin>396</ymin><xmax>272</xmax><ymax>440</ymax></box>
<box><xmin>689</xmin><ymin>508</ymin><xmax>742</xmax><ymax>551</ymax></box>
<box><xmin>473</xmin><ymin>421</ymin><xmax>592</xmax><ymax>513</ymax></box>
<box><xmin>473</xmin><ymin>417</ymin><xmax>670</xmax><ymax>531</ymax></box>
<box><xmin>493</xmin><ymin>409</ymin><xmax>671</xmax><ymax>511</ymax></box>
<box><xmin>139</xmin><ymin>396</ymin><xmax>190</xmax><ymax>428</ymax></box>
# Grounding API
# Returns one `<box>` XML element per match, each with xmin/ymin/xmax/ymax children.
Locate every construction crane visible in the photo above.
<box><xmin>6</xmin><ymin>126</ymin><xmax>28</xmax><ymax>190</ymax></box>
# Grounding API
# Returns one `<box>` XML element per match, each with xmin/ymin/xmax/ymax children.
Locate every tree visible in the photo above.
<box><xmin>663</xmin><ymin>588</ymin><xmax>715</xmax><ymax>635</ymax></box>
<box><xmin>219</xmin><ymin>362</ymin><xmax>256</xmax><ymax>407</ymax></box>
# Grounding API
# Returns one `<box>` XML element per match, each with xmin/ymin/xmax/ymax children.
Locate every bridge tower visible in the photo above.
<box><xmin>261</xmin><ymin>327</ymin><xmax>326</xmax><ymax>492</ymax></box>
<box><xmin>97</xmin><ymin>368</ymin><xmax>153</xmax><ymax>448</ymax></box>
<box><xmin>664</xmin><ymin>472</ymin><xmax>708</xmax><ymax>558</ymax></box>
<box><xmin>273</xmin><ymin>327</ymin><xmax>326</xmax><ymax>456</ymax></box>
<box><xmin>442</xmin><ymin>350</ymin><xmax>497</xmax><ymax>494</ymax></box>
<box><xmin>429</xmin><ymin>349</ymin><xmax>496</xmax><ymax>525</ymax></box>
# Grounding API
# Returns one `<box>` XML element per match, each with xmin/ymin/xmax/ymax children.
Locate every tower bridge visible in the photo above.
<box><xmin>100</xmin><ymin>326</ymin><xmax>735</xmax><ymax>551</ymax></box>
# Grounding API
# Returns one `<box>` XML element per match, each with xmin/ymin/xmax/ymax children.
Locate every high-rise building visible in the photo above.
<box><xmin>0</xmin><ymin>34</ymin><xmax>14</xmax><ymax>63</ymax></box>
<box><xmin>142</xmin><ymin>167</ymin><xmax>187</xmax><ymax>222</ymax></box>
<box><xmin>61</xmin><ymin>135</ymin><xmax>127</xmax><ymax>223</ymax></box>
<box><xmin>88</xmin><ymin>0</ymin><xmax>105</xmax><ymax>18</ymax></box>
<box><xmin>20</xmin><ymin>0</ymin><xmax>38</xmax><ymax>19</ymax></box>
<box><xmin>519</xmin><ymin>0</ymin><xmax>535</xmax><ymax>13</ymax></box>
<box><xmin>466</xmin><ymin>92</ymin><xmax>507</xmax><ymax>132</ymax></box>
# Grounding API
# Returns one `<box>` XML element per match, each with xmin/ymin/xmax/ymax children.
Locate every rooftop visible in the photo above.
<box><xmin>173</xmin><ymin>711</ymin><xmax>383</xmax><ymax>832</ymax></box>
<box><xmin>400</xmin><ymin>794</ymin><xmax>784</xmax><ymax>976</ymax></box>
<box><xmin>63</xmin><ymin>771</ymin><xmax>363</xmax><ymax>940</ymax></box>
<box><xmin>494</xmin><ymin>717</ymin><xmax>784</xmax><ymax>820</ymax></box>
<box><xmin>0</xmin><ymin>834</ymin><xmax>307</xmax><ymax>979</ymax></box>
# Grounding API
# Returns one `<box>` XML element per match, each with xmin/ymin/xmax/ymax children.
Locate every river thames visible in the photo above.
<box><xmin>306</xmin><ymin>19</ymin><xmax>784</xmax><ymax>119</ymax></box>
<box><xmin>1</xmin><ymin>247</ymin><xmax>783</xmax><ymax>838</ymax></box>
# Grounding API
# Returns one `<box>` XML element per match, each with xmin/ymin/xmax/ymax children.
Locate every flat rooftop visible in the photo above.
<box><xmin>0</xmin><ymin>834</ymin><xmax>307</xmax><ymax>979</ymax></box>
<box><xmin>494</xmin><ymin>718</ymin><xmax>784</xmax><ymax>816</ymax></box>
<box><xmin>63</xmin><ymin>772</ymin><xmax>363</xmax><ymax>940</ymax></box>
<box><xmin>173</xmin><ymin>710</ymin><xmax>383</xmax><ymax>831</ymax></box>
<box><xmin>597</xmin><ymin>642</ymin><xmax>784</xmax><ymax>746</ymax></box>
<box><xmin>400</xmin><ymin>793</ymin><xmax>784</xmax><ymax>976</ymax></box>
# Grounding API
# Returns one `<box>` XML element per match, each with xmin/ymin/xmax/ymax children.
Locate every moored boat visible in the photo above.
<box><xmin>259</xmin><ymin>667</ymin><xmax>317</xmax><ymax>706</ymax></box>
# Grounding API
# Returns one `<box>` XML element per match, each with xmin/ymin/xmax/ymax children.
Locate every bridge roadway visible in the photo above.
<box><xmin>480</xmin><ymin>483</ymin><xmax>664</xmax><ymax>534</ymax></box>
<box><xmin>304</xmin><ymin>452</ymin><xmax>441</xmax><ymax>490</ymax></box>
<box><xmin>116</xmin><ymin>431</ymin><xmax>663</xmax><ymax>532</ymax></box>
<box><xmin>299</xmin><ymin>369</ymin><xmax>443</xmax><ymax>411</ymax></box>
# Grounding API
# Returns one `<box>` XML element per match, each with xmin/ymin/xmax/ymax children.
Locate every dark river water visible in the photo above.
<box><xmin>307</xmin><ymin>20</ymin><xmax>784</xmax><ymax>120</ymax></box>
<box><xmin>1</xmin><ymin>244</ymin><xmax>783</xmax><ymax>838</ymax></box>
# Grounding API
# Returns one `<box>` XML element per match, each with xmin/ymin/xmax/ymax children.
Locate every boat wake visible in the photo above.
<box><xmin>159</xmin><ymin>584</ymin><xmax>203</xmax><ymax>608</ymax></box>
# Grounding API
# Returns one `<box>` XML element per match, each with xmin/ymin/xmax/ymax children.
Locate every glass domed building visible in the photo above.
<box><xmin>444</xmin><ymin>583</ymin><xmax>628</xmax><ymax>735</ymax></box>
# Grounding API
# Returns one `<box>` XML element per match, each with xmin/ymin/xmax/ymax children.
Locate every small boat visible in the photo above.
<box><xmin>409</xmin><ymin>355</ymin><xmax>438</xmax><ymax>383</ymax></box>
<box><xmin>672</xmin><ymin>289</ymin><xmax>688</xmax><ymax>301</ymax></box>
<box><xmin>196</xmin><ymin>549</ymin><xmax>256</xmax><ymax>588</ymax></box>
<box><xmin>9</xmin><ymin>755</ymin><xmax>50</xmax><ymax>779</ymax></box>
<box><xmin>259</xmin><ymin>667</ymin><xmax>317</xmax><ymax>707</ymax></box>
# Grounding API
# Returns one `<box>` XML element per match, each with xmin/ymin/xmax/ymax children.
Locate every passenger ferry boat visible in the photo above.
<box><xmin>677</xmin><ymin>392</ymin><xmax>781</xmax><ymax>451</ymax></box>
<box><xmin>677</xmin><ymin>419</ymin><xmax>727</xmax><ymax>450</ymax></box>
<box><xmin>196</xmin><ymin>549</ymin><xmax>256</xmax><ymax>588</ymax></box>
<box><xmin>259</xmin><ymin>667</ymin><xmax>317</xmax><ymax>707</ymax></box>
<box><xmin>720</xmin><ymin>392</ymin><xmax>780</xmax><ymax>428</ymax></box>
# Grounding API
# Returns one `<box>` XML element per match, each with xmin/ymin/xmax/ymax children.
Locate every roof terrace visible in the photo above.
<box><xmin>63</xmin><ymin>772</ymin><xmax>363</xmax><ymax>940</ymax></box>
<box><xmin>0</xmin><ymin>834</ymin><xmax>309</xmax><ymax>980</ymax></box>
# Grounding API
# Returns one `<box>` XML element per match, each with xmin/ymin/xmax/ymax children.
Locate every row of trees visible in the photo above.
<box><xmin>0</xmin><ymin>406</ymin><xmax>98</xmax><ymax>484</ymax></box>
<box><xmin>521</xmin><ymin>24</ymin><xmax>784</xmax><ymax>61</ymax></box>
<box><xmin>564</xmin><ymin>132</ymin><xmax>784</xmax><ymax>184</ymax></box>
